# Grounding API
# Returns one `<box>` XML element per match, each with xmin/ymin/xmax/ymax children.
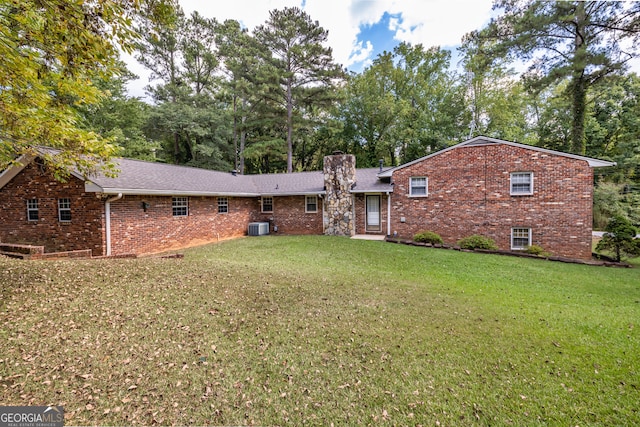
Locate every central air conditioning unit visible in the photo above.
<box><xmin>248</xmin><ymin>222</ymin><xmax>270</xmax><ymax>236</ymax></box>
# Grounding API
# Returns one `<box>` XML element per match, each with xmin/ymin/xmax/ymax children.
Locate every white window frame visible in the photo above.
<box><xmin>58</xmin><ymin>198</ymin><xmax>71</xmax><ymax>222</ymax></box>
<box><xmin>172</xmin><ymin>197</ymin><xmax>188</xmax><ymax>217</ymax></box>
<box><xmin>409</xmin><ymin>176</ymin><xmax>428</xmax><ymax>197</ymax></box>
<box><xmin>261</xmin><ymin>196</ymin><xmax>273</xmax><ymax>213</ymax></box>
<box><xmin>511</xmin><ymin>227</ymin><xmax>532</xmax><ymax>250</ymax></box>
<box><xmin>217</xmin><ymin>197</ymin><xmax>228</xmax><ymax>214</ymax></box>
<box><xmin>510</xmin><ymin>172</ymin><xmax>533</xmax><ymax>195</ymax></box>
<box><xmin>305</xmin><ymin>195</ymin><xmax>318</xmax><ymax>213</ymax></box>
<box><xmin>27</xmin><ymin>199</ymin><xmax>39</xmax><ymax>221</ymax></box>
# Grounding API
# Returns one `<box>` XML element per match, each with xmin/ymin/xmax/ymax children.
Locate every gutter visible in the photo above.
<box><xmin>386</xmin><ymin>191</ymin><xmax>391</xmax><ymax>237</ymax></box>
<box><xmin>105</xmin><ymin>193</ymin><xmax>123</xmax><ymax>256</ymax></box>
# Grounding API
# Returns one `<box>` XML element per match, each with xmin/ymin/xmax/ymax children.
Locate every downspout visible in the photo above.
<box><xmin>386</xmin><ymin>191</ymin><xmax>391</xmax><ymax>237</ymax></box>
<box><xmin>105</xmin><ymin>193</ymin><xmax>123</xmax><ymax>256</ymax></box>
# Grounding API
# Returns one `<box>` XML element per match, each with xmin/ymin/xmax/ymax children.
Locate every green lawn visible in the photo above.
<box><xmin>1</xmin><ymin>236</ymin><xmax>639</xmax><ymax>425</ymax></box>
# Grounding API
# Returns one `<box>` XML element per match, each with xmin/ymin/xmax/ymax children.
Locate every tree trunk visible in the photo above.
<box><xmin>286</xmin><ymin>78</ymin><xmax>293</xmax><ymax>173</ymax></box>
<box><xmin>570</xmin><ymin>75</ymin><xmax>587</xmax><ymax>155</ymax></box>
<box><xmin>570</xmin><ymin>1</ymin><xmax>588</xmax><ymax>155</ymax></box>
<box><xmin>240</xmin><ymin>113</ymin><xmax>246</xmax><ymax>174</ymax></box>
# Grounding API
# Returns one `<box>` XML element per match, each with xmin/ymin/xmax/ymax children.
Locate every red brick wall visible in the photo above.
<box><xmin>253</xmin><ymin>196</ymin><xmax>323</xmax><ymax>235</ymax></box>
<box><xmin>390</xmin><ymin>144</ymin><xmax>595</xmax><ymax>259</ymax></box>
<box><xmin>109</xmin><ymin>195</ymin><xmax>255</xmax><ymax>255</ymax></box>
<box><xmin>0</xmin><ymin>162</ymin><xmax>105</xmax><ymax>255</ymax></box>
<box><xmin>354</xmin><ymin>194</ymin><xmax>389</xmax><ymax>235</ymax></box>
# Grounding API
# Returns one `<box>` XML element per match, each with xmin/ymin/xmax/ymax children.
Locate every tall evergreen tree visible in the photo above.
<box><xmin>136</xmin><ymin>8</ymin><xmax>233</xmax><ymax>170</ymax></box>
<box><xmin>469</xmin><ymin>1</ymin><xmax>640</xmax><ymax>155</ymax></box>
<box><xmin>254</xmin><ymin>7</ymin><xmax>345</xmax><ymax>172</ymax></box>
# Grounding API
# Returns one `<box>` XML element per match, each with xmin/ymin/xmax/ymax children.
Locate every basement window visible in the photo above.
<box><xmin>27</xmin><ymin>199</ymin><xmax>39</xmax><ymax>221</ymax></box>
<box><xmin>511</xmin><ymin>227</ymin><xmax>532</xmax><ymax>250</ymax></box>
<box><xmin>305</xmin><ymin>195</ymin><xmax>318</xmax><ymax>213</ymax></box>
<box><xmin>410</xmin><ymin>177</ymin><xmax>428</xmax><ymax>197</ymax></box>
<box><xmin>172</xmin><ymin>197</ymin><xmax>188</xmax><ymax>217</ymax></box>
<box><xmin>218</xmin><ymin>197</ymin><xmax>228</xmax><ymax>214</ymax></box>
<box><xmin>510</xmin><ymin>172</ymin><xmax>533</xmax><ymax>195</ymax></box>
<box><xmin>262</xmin><ymin>197</ymin><xmax>273</xmax><ymax>213</ymax></box>
<box><xmin>58</xmin><ymin>198</ymin><xmax>71</xmax><ymax>222</ymax></box>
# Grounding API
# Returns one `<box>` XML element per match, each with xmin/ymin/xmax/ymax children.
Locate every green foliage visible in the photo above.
<box><xmin>596</xmin><ymin>216</ymin><xmax>640</xmax><ymax>262</ymax></box>
<box><xmin>0</xmin><ymin>0</ymin><xmax>173</xmax><ymax>179</ymax></box>
<box><xmin>413</xmin><ymin>230</ymin><xmax>444</xmax><ymax>245</ymax></box>
<box><xmin>457</xmin><ymin>234</ymin><xmax>499</xmax><ymax>250</ymax></box>
<box><xmin>470</xmin><ymin>1</ymin><xmax>640</xmax><ymax>155</ymax></box>
<box><xmin>524</xmin><ymin>244</ymin><xmax>550</xmax><ymax>257</ymax></box>
<box><xmin>593</xmin><ymin>181</ymin><xmax>640</xmax><ymax>229</ymax></box>
<box><xmin>254</xmin><ymin>7</ymin><xmax>345</xmax><ymax>172</ymax></box>
<box><xmin>337</xmin><ymin>43</ymin><xmax>464</xmax><ymax>167</ymax></box>
<box><xmin>136</xmin><ymin>9</ymin><xmax>234</xmax><ymax>170</ymax></box>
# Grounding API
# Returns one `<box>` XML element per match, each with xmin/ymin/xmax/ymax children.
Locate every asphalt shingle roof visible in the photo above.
<box><xmin>84</xmin><ymin>157</ymin><xmax>392</xmax><ymax>196</ymax></box>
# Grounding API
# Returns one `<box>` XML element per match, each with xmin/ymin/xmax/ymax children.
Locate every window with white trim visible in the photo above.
<box><xmin>410</xmin><ymin>176</ymin><xmax>428</xmax><ymax>196</ymax></box>
<box><xmin>510</xmin><ymin>172</ymin><xmax>533</xmax><ymax>195</ymax></box>
<box><xmin>172</xmin><ymin>197</ymin><xmax>188</xmax><ymax>217</ymax></box>
<box><xmin>218</xmin><ymin>197</ymin><xmax>228</xmax><ymax>214</ymax></box>
<box><xmin>305</xmin><ymin>195</ymin><xmax>318</xmax><ymax>213</ymax></box>
<box><xmin>58</xmin><ymin>198</ymin><xmax>71</xmax><ymax>222</ymax></box>
<box><xmin>511</xmin><ymin>228</ymin><xmax>532</xmax><ymax>250</ymax></box>
<box><xmin>27</xmin><ymin>199</ymin><xmax>39</xmax><ymax>221</ymax></box>
<box><xmin>262</xmin><ymin>197</ymin><xmax>273</xmax><ymax>213</ymax></box>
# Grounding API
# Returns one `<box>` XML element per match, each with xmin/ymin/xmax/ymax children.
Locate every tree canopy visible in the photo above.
<box><xmin>0</xmin><ymin>0</ymin><xmax>173</xmax><ymax>179</ymax></box>
<box><xmin>467</xmin><ymin>0</ymin><xmax>640</xmax><ymax>155</ymax></box>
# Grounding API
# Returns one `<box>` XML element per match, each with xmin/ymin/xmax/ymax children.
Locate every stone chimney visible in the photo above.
<box><xmin>323</xmin><ymin>152</ymin><xmax>356</xmax><ymax>236</ymax></box>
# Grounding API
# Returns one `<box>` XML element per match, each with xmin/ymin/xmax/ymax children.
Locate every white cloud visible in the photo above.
<box><xmin>388</xmin><ymin>0</ymin><xmax>494</xmax><ymax>47</ymax></box>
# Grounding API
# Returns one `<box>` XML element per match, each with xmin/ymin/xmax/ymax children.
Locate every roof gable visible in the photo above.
<box><xmin>378</xmin><ymin>136</ymin><xmax>616</xmax><ymax>177</ymax></box>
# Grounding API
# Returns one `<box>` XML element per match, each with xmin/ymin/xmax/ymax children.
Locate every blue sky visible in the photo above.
<box><xmin>124</xmin><ymin>0</ymin><xmax>495</xmax><ymax>97</ymax></box>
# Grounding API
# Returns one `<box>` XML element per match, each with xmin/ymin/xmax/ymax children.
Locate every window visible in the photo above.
<box><xmin>511</xmin><ymin>228</ymin><xmax>532</xmax><ymax>250</ymax></box>
<box><xmin>58</xmin><ymin>198</ymin><xmax>71</xmax><ymax>222</ymax></box>
<box><xmin>510</xmin><ymin>172</ymin><xmax>533</xmax><ymax>195</ymax></box>
<box><xmin>261</xmin><ymin>197</ymin><xmax>273</xmax><ymax>213</ymax></box>
<box><xmin>172</xmin><ymin>197</ymin><xmax>188</xmax><ymax>217</ymax></box>
<box><xmin>27</xmin><ymin>199</ymin><xmax>38</xmax><ymax>221</ymax></box>
<box><xmin>218</xmin><ymin>197</ymin><xmax>228</xmax><ymax>214</ymax></box>
<box><xmin>410</xmin><ymin>177</ymin><xmax>428</xmax><ymax>196</ymax></box>
<box><xmin>305</xmin><ymin>195</ymin><xmax>318</xmax><ymax>213</ymax></box>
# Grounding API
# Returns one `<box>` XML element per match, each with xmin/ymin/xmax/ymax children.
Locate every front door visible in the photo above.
<box><xmin>366</xmin><ymin>195</ymin><xmax>381</xmax><ymax>232</ymax></box>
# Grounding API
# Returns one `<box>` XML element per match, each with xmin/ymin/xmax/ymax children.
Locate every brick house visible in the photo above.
<box><xmin>0</xmin><ymin>136</ymin><xmax>614</xmax><ymax>259</ymax></box>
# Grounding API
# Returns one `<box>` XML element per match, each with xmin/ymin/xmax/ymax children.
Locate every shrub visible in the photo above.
<box><xmin>413</xmin><ymin>230</ymin><xmax>443</xmax><ymax>245</ymax></box>
<box><xmin>524</xmin><ymin>244</ymin><xmax>550</xmax><ymax>257</ymax></box>
<box><xmin>595</xmin><ymin>216</ymin><xmax>640</xmax><ymax>262</ymax></box>
<box><xmin>457</xmin><ymin>234</ymin><xmax>498</xmax><ymax>250</ymax></box>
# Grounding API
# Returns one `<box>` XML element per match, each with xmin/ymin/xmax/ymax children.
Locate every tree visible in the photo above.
<box><xmin>137</xmin><ymin>8</ymin><xmax>233</xmax><ymax>170</ymax></box>
<box><xmin>596</xmin><ymin>216</ymin><xmax>640</xmax><ymax>261</ymax></box>
<box><xmin>470</xmin><ymin>1</ymin><xmax>640</xmax><ymax>155</ymax></box>
<box><xmin>337</xmin><ymin>43</ymin><xmax>464</xmax><ymax>167</ymax></box>
<box><xmin>79</xmin><ymin>65</ymin><xmax>158</xmax><ymax>161</ymax></box>
<box><xmin>254</xmin><ymin>7</ymin><xmax>345</xmax><ymax>172</ymax></box>
<box><xmin>0</xmin><ymin>0</ymin><xmax>172</xmax><ymax>179</ymax></box>
<box><xmin>216</xmin><ymin>19</ymin><xmax>273</xmax><ymax>174</ymax></box>
<box><xmin>459</xmin><ymin>36</ymin><xmax>535</xmax><ymax>144</ymax></box>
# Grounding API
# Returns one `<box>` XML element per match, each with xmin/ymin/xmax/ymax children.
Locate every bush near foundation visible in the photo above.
<box><xmin>524</xmin><ymin>244</ymin><xmax>550</xmax><ymax>257</ymax></box>
<box><xmin>458</xmin><ymin>234</ymin><xmax>498</xmax><ymax>250</ymax></box>
<box><xmin>413</xmin><ymin>230</ymin><xmax>444</xmax><ymax>245</ymax></box>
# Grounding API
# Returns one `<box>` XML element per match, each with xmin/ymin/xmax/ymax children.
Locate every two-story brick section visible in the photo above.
<box><xmin>0</xmin><ymin>137</ymin><xmax>614</xmax><ymax>259</ymax></box>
